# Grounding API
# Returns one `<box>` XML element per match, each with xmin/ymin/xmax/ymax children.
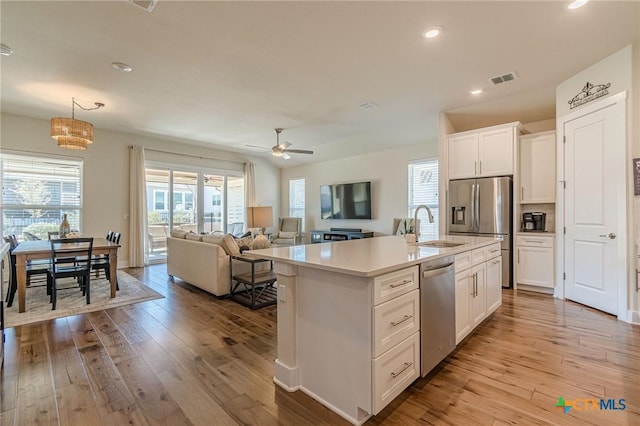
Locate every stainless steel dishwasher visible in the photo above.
<box><xmin>420</xmin><ymin>255</ymin><xmax>456</xmax><ymax>377</ymax></box>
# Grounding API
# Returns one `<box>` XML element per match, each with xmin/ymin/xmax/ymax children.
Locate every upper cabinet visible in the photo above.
<box><xmin>448</xmin><ymin>122</ymin><xmax>520</xmax><ymax>180</ymax></box>
<box><xmin>519</xmin><ymin>131</ymin><xmax>556</xmax><ymax>204</ymax></box>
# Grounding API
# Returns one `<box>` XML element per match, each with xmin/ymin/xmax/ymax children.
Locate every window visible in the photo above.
<box><xmin>289</xmin><ymin>178</ymin><xmax>305</xmax><ymax>231</ymax></box>
<box><xmin>145</xmin><ymin>166</ymin><xmax>245</xmax><ymax>262</ymax></box>
<box><xmin>154</xmin><ymin>190</ymin><xmax>167</xmax><ymax>210</ymax></box>
<box><xmin>408</xmin><ymin>159</ymin><xmax>438</xmax><ymax>240</ymax></box>
<box><xmin>1</xmin><ymin>152</ymin><xmax>83</xmax><ymax>240</ymax></box>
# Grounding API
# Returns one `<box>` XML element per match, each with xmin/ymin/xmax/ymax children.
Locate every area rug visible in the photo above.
<box><xmin>5</xmin><ymin>271</ymin><xmax>164</xmax><ymax>328</ymax></box>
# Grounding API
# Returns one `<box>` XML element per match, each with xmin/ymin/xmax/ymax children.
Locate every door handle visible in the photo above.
<box><xmin>474</xmin><ymin>161</ymin><xmax>477</xmax><ymax>176</ymax></box>
<box><xmin>479</xmin><ymin>161</ymin><xmax>482</xmax><ymax>175</ymax></box>
<box><xmin>598</xmin><ymin>233</ymin><xmax>616</xmax><ymax>240</ymax></box>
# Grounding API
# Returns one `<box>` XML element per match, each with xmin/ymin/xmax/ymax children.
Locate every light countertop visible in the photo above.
<box><xmin>245</xmin><ymin>234</ymin><xmax>500</xmax><ymax>277</ymax></box>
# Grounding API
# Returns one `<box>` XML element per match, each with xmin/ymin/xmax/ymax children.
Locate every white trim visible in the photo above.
<box><xmin>556</xmin><ymin>91</ymin><xmax>629</xmax><ymax>321</ymax></box>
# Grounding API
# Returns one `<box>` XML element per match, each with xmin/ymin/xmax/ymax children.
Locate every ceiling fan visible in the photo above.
<box><xmin>246</xmin><ymin>128</ymin><xmax>314</xmax><ymax>160</ymax></box>
<box><xmin>271</xmin><ymin>128</ymin><xmax>314</xmax><ymax>159</ymax></box>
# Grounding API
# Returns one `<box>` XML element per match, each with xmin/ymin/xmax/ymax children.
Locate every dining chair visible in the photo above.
<box><xmin>47</xmin><ymin>237</ymin><xmax>93</xmax><ymax>310</ymax></box>
<box><xmin>92</xmin><ymin>231</ymin><xmax>120</xmax><ymax>290</ymax></box>
<box><xmin>3</xmin><ymin>234</ymin><xmax>51</xmax><ymax>308</ymax></box>
<box><xmin>48</xmin><ymin>231</ymin><xmax>60</xmax><ymax>240</ymax></box>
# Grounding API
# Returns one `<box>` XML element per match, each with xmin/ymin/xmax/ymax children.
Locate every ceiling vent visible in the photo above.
<box><xmin>128</xmin><ymin>0</ymin><xmax>158</xmax><ymax>12</ymax></box>
<box><xmin>490</xmin><ymin>71</ymin><xmax>518</xmax><ymax>85</ymax></box>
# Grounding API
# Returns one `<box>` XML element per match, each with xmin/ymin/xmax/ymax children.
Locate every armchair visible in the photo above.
<box><xmin>271</xmin><ymin>217</ymin><xmax>302</xmax><ymax>246</ymax></box>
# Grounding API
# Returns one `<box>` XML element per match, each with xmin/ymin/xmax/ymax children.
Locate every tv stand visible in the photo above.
<box><xmin>310</xmin><ymin>229</ymin><xmax>374</xmax><ymax>244</ymax></box>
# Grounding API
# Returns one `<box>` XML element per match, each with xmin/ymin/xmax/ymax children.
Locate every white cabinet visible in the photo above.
<box><xmin>520</xmin><ymin>131</ymin><xmax>556</xmax><ymax>203</ymax></box>
<box><xmin>486</xmin><ymin>256</ymin><xmax>503</xmax><ymax>313</ymax></box>
<box><xmin>448</xmin><ymin>122</ymin><xmax>519</xmax><ymax>180</ymax></box>
<box><xmin>371</xmin><ymin>266</ymin><xmax>420</xmax><ymax>414</ymax></box>
<box><xmin>516</xmin><ymin>234</ymin><xmax>554</xmax><ymax>288</ymax></box>
<box><xmin>469</xmin><ymin>263</ymin><xmax>486</xmax><ymax>327</ymax></box>
<box><xmin>454</xmin><ymin>243</ymin><xmax>501</xmax><ymax>344</ymax></box>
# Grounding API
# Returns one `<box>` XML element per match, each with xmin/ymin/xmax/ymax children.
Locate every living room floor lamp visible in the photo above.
<box><xmin>247</xmin><ymin>206</ymin><xmax>273</xmax><ymax>249</ymax></box>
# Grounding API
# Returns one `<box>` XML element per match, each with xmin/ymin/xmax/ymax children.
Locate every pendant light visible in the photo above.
<box><xmin>51</xmin><ymin>97</ymin><xmax>104</xmax><ymax>150</ymax></box>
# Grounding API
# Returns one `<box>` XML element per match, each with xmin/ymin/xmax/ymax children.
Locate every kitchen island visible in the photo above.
<box><xmin>246</xmin><ymin>234</ymin><xmax>500</xmax><ymax>425</ymax></box>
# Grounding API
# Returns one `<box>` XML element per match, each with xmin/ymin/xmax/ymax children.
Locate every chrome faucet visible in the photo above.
<box><xmin>413</xmin><ymin>204</ymin><xmax>435</xmax><ymax>239</ymax></box>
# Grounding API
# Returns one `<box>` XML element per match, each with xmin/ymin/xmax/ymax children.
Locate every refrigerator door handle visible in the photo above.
<box><xmin>474</xmin><ymin>183</ymin><xmax>480</xmax><ymax>232</ymax></box>
<box><xmin>471</xmin><ymin>183</ymin><xmax>476</xmax><ymax>231</ymax></box>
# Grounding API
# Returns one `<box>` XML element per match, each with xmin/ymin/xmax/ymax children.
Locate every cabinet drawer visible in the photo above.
<box><xmin>471</xmin><ymin>247</ymin><xmax>486</xmax><ymax>265</ymax></box>
<box><xmin>517</xmin><ymin>235</ymin><xmax>553</xmax><ymax>248</ymax></box>
<box><xmin>372</xmin><ymin>332</ymin><xmax>420</xmax><ymax>414</ymax></box>
<box><xmin>373</xmin><ymin>266</ymin><xmax>419</xmax><ymax>305</ymax></box>
<box><xmin>455</xmin><ymin>251</ymin><xmax>472</xmax><ymax>272</ymax></box>
<box><xmin>372</xmin><ymin>290</ymin><xmax>420</xmax><ymax>358</ymax></box>
<box><xmin>484</xmin><ymin>243</ymin><xmax>501</xmax><ymax>260</ymax></box>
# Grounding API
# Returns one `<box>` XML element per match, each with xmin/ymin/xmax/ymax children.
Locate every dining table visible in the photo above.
<box><xmin>11</xmin><ymin>237</ymin><xmax>120</xmax><ymax>313</ymax></box>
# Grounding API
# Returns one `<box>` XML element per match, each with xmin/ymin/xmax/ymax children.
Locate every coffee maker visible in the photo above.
<box><xmin>522</xmin><ymin>212</ymin><xmax>546</xmax><ymax>231</ymax></box>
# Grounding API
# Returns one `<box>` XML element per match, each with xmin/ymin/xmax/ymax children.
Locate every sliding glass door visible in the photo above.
<box><xmin>145</xmin><ymin>165</ymin><xmax>244</xmax><ymax>263</ymax></box>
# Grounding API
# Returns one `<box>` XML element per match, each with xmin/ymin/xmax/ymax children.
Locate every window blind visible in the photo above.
<box><xmin>408</xmin><ymin>159</ymin><xmax>439</xmax><ymax>239</ymax></box>
<box><xmin>289</xmin><ymin>178</ymin><xmax>305</xmax><ymax>231</ymax></box>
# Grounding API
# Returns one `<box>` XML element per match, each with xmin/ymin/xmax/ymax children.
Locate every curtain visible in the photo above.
<box><xmin>129</xmin><ymin>146</ymin><xmax>148</xmax><ymax>267</ymax></box>
<box><xmin>245</xmin><ymin>162</ymin><xmax>256</xmax><ymax>207</ymax></box>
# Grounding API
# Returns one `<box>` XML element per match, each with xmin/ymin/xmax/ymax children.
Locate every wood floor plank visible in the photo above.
<box><xmin>155</xmin><ymin>366</ymin><xmax>237</xmax><ymax>426</ymax></box>
<box><xmin>15</xmin><ymin>323</ymin><xmax>58</xmax><ymax>426</ymax></box>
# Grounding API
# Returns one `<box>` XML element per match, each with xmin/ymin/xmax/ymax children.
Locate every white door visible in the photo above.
<box><xmin>448</xmin><ymin>133</ymin><xmax>478</xmax><ymax>179</ymax></box>
<box><xmin>478</xmin><ymin>127</ymin><xmax>514</xmax><ymax>177</ymax></box>
<box><xmin>563</xmin><ymin>96</ymin><xmax>626</xmax><ymax>316</ymax></box>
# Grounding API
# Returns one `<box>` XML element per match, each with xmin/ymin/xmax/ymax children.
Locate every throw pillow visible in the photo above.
<box><xmin>185</xmin><ymin>233</ymin><xmax>203</xmax><ymax>241</ymax></box>
<box><xmin>235</xmin><ymin>236</ymin><xmax>253</xmax><ymax>250</ymax></box>
<box><xmin>278</xmin><ymin>231</ymin><xmax>297</xmax><ymax>239</ymax></box>
<box><xmin>170</xmin><ymin>229</ymin><xmax>188</xmax><ymax>238</ymax></box>
<box><xmin>221</xmin><ymin>234</ymin><xmax>241</xmax><ymax>256</ymax></box>
<box><xmin>202</xmin><ymin>234</ymin><xmax>225</xmax><ymax>245</ymax></box>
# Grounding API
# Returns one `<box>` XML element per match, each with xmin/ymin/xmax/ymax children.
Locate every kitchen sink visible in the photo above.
<box><xmin>417</xmin><ymin>240</ymin><xmax>465</xmax><ymax>248</ymax></box>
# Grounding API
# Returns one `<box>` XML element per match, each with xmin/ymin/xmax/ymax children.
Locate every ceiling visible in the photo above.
<box><xmin>1</xmin><ymin>1</ymin><xmax>638</xmax><ymax>167</ymax></box>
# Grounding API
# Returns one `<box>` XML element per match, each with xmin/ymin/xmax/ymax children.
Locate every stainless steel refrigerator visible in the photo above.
<box><xmin>448</xmin><ymin>176</ymin><xmax>513</xmax><ymax>287</ymax></box>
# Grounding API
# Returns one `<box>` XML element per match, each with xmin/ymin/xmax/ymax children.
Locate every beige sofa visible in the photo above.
<box><xmin>166</xmin><ymin>234</ymin><xmax>265</xmax><ymax>297</ymax></box>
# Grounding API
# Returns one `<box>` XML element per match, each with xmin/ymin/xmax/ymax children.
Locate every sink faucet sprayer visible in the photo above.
<box><xmin>413</xmin><ymin>205</ymin><xmax>435</xmax><ymax>239</ymax></box>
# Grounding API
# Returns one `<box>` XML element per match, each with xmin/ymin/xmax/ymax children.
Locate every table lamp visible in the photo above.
<box><xmin>247</xmin><ymin>206</ymin><xmax>273</xmax><ymax>249</ymax></box>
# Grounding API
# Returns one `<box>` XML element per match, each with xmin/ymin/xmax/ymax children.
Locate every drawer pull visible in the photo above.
<box><xmin>390</xmin><ymin>362</ymin><xmax>413</xmax><ymax>379</ymax></box>
<box><xmin>390</xmin><ymin>279</ymin><xmax>412</xmax><ymax>288</ymax></box>
<box><xmin>491</xmin><ymin>260</ymin><xmax>500</xmax><ymax>265</ymax></box>
<box><xmin>522</xmin><ymin>240</ymin><xmax>544</xmax><ymax>244</ymax></box>
<box><xmin>490</xmin><ymin>249</ymin><xmax>500</xmax><ymax>253</ymax></box>
<box><xmin>390</xmin><ymin>315</ymin><xmax>413</xmax><ymax>327</ymax></box>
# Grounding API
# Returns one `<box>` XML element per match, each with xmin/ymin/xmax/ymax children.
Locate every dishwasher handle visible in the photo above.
<box><xmin>422</xmin><ymin>262</ymin><xmax>454</xmax><ymax>280</ymax></box>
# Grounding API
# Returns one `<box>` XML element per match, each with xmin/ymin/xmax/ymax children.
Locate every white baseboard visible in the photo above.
<box><xmin>273</xmin><ymin>359</ymin><xmax>299</xmax><ymax>391</ymax></box>
<box><xmin>298</xmin><ymin>385</ymin><xmax>371</xmax><ymax>426</ymax></box>
<box><xmin>517</xmin><ymin>284</ymin><xmax>554</xmax><ymax>295</ymax></box>
<box><xmin>627</xmin><ymin>309</ymin><xmax>639</xmax><ymax>325</ymax></box>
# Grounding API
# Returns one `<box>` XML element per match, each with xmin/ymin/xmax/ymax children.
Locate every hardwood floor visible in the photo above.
<box><xmin>2</xmin><ymin>264</ymin><xmax>639</xmax><ymax>425</ymax></box>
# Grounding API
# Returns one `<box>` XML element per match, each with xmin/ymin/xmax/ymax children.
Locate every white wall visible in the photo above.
<box><xmin>280</xmin><ymin>143</ymin><xmax>436</xmax><ymax>242</ymax></box>
<box><xmin>0</xmin><ymin>113</ymin><xmax>281</xmax><ymax>266</ymax></box>
<box><xmin>555</xmin><ymin>44</ymin><xmax>639</xmax><ymax>321</ymax></box>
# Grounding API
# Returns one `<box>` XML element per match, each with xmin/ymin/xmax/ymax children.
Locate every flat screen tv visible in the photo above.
<box><xmin>320</xmin><ymin>181</ymin><xmax>372</xmax><ymax>219</ymax></box>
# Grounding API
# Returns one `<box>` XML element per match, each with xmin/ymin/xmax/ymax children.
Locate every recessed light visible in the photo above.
<box><xmin>112</xmin><ymin>62</ymin><xmax>133</xmax><ymax>72</ymax></box>
<box><xmin>470</xmin><ymin>89</ymin><xmax>483</xmax><ymax>95</ymax></box>
<box><xmin>567</xmin><ymin>0</ymin><xmax>589</xmax><ymax>10</ymax></box>
<box><xmin>0</xmin><ymin>44</ymin><xmax>14</xmax><ymax>56</ymax></box>
<box><xmin>423</xmin><ymin>26</ymin><xmax>443</xmax><ymax>39</ymax></box>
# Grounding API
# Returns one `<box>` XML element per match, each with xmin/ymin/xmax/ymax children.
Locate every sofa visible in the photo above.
<box><xmin>166</xmin><ymin>232</ymin><xmax>264</xmax><ymax>297</ymax></box>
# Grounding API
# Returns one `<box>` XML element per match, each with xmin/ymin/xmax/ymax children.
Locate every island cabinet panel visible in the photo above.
<box><xmin>454</xmin><ymin>243</ymin><xmax>502</xmax><ymax>344</ymax></box>
<box><xmin>372</xmin><ymin>333</ymin><xmax>420</xmax><ymax>414</ymax></box>
<box><xmin>373</xmin><ymin>266</ymin><xmax>419</xmax><ymax>305</ymax></box>
<box><xmin>372</xmin><ymin>290</ymin><xmax>419</xmax><ymax>359</ymax></box>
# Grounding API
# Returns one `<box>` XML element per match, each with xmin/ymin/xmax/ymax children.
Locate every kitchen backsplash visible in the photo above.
<box><xmin>521</xmin><ymin>203</ymin><xmax>556</xmax><ymax>233</ymax></box>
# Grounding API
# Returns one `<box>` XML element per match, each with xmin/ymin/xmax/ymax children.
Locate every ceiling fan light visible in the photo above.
<box><xmin>272</xmin><ymin>150</ymin><xmax>283</xmax><ymax>157</ymax></box>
